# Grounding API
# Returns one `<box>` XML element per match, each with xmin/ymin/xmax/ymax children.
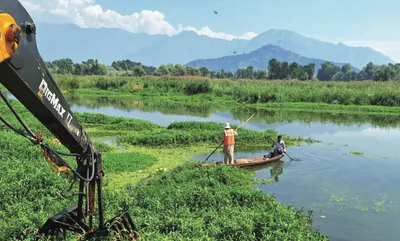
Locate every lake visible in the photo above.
<box><xmin>9</xmin><ymin>93</ymin><xmax>400</xmax><ymax>241</ymax></box>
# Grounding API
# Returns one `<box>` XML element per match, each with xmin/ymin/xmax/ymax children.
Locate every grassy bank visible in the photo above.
<box><xmin>76</xmin><ymin>113</ymin><xmax>314</xmax><ymax>147</ymax></box>
<box><xmin>0</xmin><ymin>97</ymin><xmax>327</xmax><ymax>240</ymax></box>
<box><xmin>56</xmin><ymin>75</ymin><xmax>400</xmax><ymax>110</ymax></box>
<box><xmin>104</xmin><ymin>163</ymin><xmax>329</xmax><ymax>241</ymax></box>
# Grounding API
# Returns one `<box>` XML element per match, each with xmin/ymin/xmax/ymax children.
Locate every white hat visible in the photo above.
<box><xmin>224</xmin><ymin>122</ymin><xmax>230</xmax><ymax>128</ymax></box>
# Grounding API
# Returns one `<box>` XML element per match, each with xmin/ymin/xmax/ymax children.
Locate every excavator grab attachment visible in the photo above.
<box><xmin>0</xmin><ymin>1</ymin><xmax>139</xmax><ymax>240</ymax></box>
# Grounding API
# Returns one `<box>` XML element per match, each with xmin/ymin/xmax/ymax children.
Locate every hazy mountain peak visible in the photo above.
<box><xmin>186</xmin><ymin>44</ymin><xmax>357</xmax><ymax>74</ymax></box>
<box><xmin>36</xmin><ymin>23</ymin><xmax>395</xmax><ymax>68</ymax></box>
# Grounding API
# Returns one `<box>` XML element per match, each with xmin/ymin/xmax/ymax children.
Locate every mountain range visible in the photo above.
<box><xmin>36</xmin><ymin>23</ymin><xmax>396</xmax><ymax>70</ymax></box>
<box><xmin>186</xmin><ymin>44</ymin><xmax>359</xmax><ymax>74</ymax></box>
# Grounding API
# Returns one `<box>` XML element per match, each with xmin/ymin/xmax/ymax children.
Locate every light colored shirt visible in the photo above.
<box><xmin>272</xmin><ymin>140</ymin><xmax>286</xmax><ymax>152</ymax></box>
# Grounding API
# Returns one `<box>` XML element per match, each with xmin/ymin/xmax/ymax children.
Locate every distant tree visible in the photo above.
<box><xmin>288</xmin><ymin>62</ymin><xmax>300</xmax><ymax>79</ymax></box>
<box><xmin>317</xmin><ymin>62</ymin><xmax>340</xmax><ymax>81</ymax></box>
<box><xmin>143</xmin><ymin>66</ymin><xmax>156</xmax><ymax>75</ymax></box>
<box><xmin>52</xmin><ymin>58</ymin><xmax>74</xmax><ymax>74</ymax></box>
<box><xmin>355</xmin><ymin>70</ymin><xmax>366</xmax><ymax>80</ymax></box>
<box><xmin>279</xmin><ymin>61</ymin><xmax>289</xmax><ymax>79</ymax></box>
<box><xmin>373</xmin><ymin>65</ymin><xmax>395</xmax><ymax>81</ymax></box>
<box><xmin>288</xmin><ymin>62</ymin><xmax>308</xmax><ymax>80</ymax></box>
<box><xmin>332</xmin><ymin>72</ymin><xmax>344</xmax><ymax>81</ymax></box>
<box><xmin>255</xmin><ymin>70</ymin><xmax>268</xmax><ymax>80</ymax></box>
<box><xmin>268</xmin><ymin>59</ymin><xmax>280</xmax><ymax>79</ymax></box>
<box><xmin>304</xmin><ymin>63</ymin><xmax>315</xmax><ymax>80</ymax></box>
<box><xmin>226</xmin><ymin>71</ymin><xmax>234</xmax><ymax>79</ymax></box>
<box><xmin>93</xmin><ymin>60</ymin><xmax>107</xmax><ymax>75</ymax></box>
<box><xmin>210</xmin><ymin>71</ymin><xmax>216</xmax><ymax>78</ymax></box>
<box><xmin>235</xmin><ymin>68</ymin><xmax>247</xmax><ymax>79</ymax></box>
<box><xmin>46</xmin><ymin>61</ymin><xmax>55</xmax><ymax>70</ymax></box>
<box><xmin>364</xmin><ymin>62</ymin><xmax>375</xmax><ymax>80</ymax></box>
<box><xmin>219</xmin><ymin>69</ymin><xmax>226</xmax><ymax>79</ymax></box>
<box><xmin>73</xmin><ymin>63</ymin><xmax>83</xmax><ymax>75</ymax></box>
<box><xmin>344</xmin><ymin>70</ymin><xmax>357</xmax><ymax>81</ymax></box>
<box><xmin>341</xmin><ymin>63</ymin><xmax>352</xmax><ymax>74</ymax></box>
<box><xmin>133</xmin><ymin>66</ymin><xmax>146</xmax><ymax>76</ymax></box>
<box><xmin>199</xmin><ymin>67</ymin><xmax>210</xmax><ymax>77</ymax></box>
<box><xmin>154</xmin><ymin>65</ymin><xmax>170</xmax><ymax>76</ymax></box>
<box><xmin>246</xmin><ymin>66</ymin><xmax>254</xmax><ymax>79</ymax></box>
<box><xmin>174</xmin><ymin>64</ymin><xmax>186</xmax><ymax>76</ymax></box>
<box><xmin>185</xmin><ymin>66</ymin><xmax>200</xmax><ymax>76</ymax></box>
<box><xmin>297</xmin><ymin>69</ymin><xmax>309</xmax><ymax>81</ymax></box>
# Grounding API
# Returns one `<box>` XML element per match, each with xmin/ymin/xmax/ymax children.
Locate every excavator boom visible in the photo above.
<box><xmin>0</xmin><ymin>1</ymin><xmax>138</xmax><ymax>240</ymax></box>
<box><xmin>0</xmin><ymin>0</ymin><xmax>89</xmax><ymax>154</ymax></box>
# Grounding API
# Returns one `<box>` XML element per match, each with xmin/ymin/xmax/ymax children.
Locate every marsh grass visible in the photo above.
<box><xmin>103</xmin><ymin>163</ymin><xmax>329</xmax><ymax>241</ymax></box>
<box><xmin>56</xmin><ymin>75</ymin><xmax>400</xmax><ymax>108</ymax></box>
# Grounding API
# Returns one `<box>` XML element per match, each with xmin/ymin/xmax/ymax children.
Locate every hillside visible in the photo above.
<box><xmin>229</xmin><ymin>29</ymin><xmax>395</xmax><ymax>69</ymax></box>
<box><xmin>122</xmin><ymin>31</ymin><xmax>245</xmax><ymax>67</ymax></box>
<box><xmin>36</xmin><ymin>24</ymin><xmax>243</xmax><ymax>66</ymax></box>
<box><xmin>36</xmin><ymin>24</ymin><xmax>394</xmax><ymax>68</ymax></box>
<box><xmin>35</xmin><ymin>23</ymin><xmax>168</xmax><ymax>65</ymax></box>
<box><xmin>185</xmin><ymin>44</ymin><xmax>357</xmax><ymax>74</ymax></box>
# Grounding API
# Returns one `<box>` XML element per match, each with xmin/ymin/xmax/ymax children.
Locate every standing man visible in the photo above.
<box><xmin>271</xmin><ymin>135</ymin><xmax>286</xmax><ymax>157</ymax></box>
<box><xmin>223</xmin><ymin>122</ymin><xmax>238</xmax><ymax>164</ymax></box>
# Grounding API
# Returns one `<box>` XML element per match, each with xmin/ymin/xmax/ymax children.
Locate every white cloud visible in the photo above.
<box><xmin>238</xmin><ymin>32</ymin><xmax>259</xmax><ymax>40</ymax></box>
<box><xmin>19</xmin><ymin>0</ymin><xmax>258</xmax><ymax>40</ymax></box>
<box><xmin>19</xmin><ymin>0</ymin><xmax>46</xmax><ymax>13</ymax></box>
<box><xmin>341</xmin><ymin>40</ymin><xmax>400</xmax><ymax>62</ymax></box>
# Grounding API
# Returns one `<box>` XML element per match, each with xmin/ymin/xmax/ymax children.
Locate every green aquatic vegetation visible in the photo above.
<box><xmin>349</xmin><ymin>152</ymin><xmax>364</xmax><ymax>156</ymax></box>
<box><xmin>0</xmin><ymin>132</ymin><xmax>73</xmax><ymax>240</ymax></box>
<box><xmin>92</xmin><ymin>141</ymin><xmax>117</xmax><ymax>152</ymax></box>
<box><xmin>326</xmin><ymin>192</ymin><xmax>392</xmax><ymax>213</ymax></box>
<box><xmin>75</xmin><ymin>112</ymin><xmax>161</xmax><ymax>131</ymax></box>
<box><xmin>258</xmin><ymin>177</ymin><xmax>276</xmax><ymax>185</ymax></box>
<box><xmin>102</xmin><ymin>152</ymin><xmax>158</xmax><ymax>174</ymax></box>
<box><xmin>373</xmin><ymin>200</ymin><xmax>386</xmax><ymax>213</ymax></box>
<box><xmin>118</xmin><ymin>127</ymin><xmax>312</xmax><ymax>147</ymax></box>
<box><xmin>101</xmin><ymin>145</ymin><xmax>212</xmax><ymax>191</ymax></box>
<box><xmin>1</xmin><ymin>132</ymin><xmax>328</xmax><ymax>240</ymax></box>
<box><xmin>330</xmin><ymin>195</ymin><xmax>345</xmax><ymax>203</ymax></box>
<box><xmin>55</xmin><ymin>75</ymin><xmax>400</xmax><ymax>109</ymax></box>
<box><xmin>103</xmin><ymin>163</ymin><xmax>329</xmax><ymax>241</ymax></box>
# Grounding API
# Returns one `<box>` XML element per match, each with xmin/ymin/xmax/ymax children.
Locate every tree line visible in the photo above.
<box><xmin>46</xmin><ymin>58</ymin><xmax>400</xmax><ymax>81</ymax></box>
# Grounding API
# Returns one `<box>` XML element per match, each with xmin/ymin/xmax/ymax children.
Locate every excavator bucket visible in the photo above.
<box><xmin>95</xmin><ymin>211</ymin><xmax>140</xmax><ymax>240</ymax></box>
<box><xmin>36</xmin><ymin>209</ymin><xmax>139</xmax><ymax>240</ymax></box>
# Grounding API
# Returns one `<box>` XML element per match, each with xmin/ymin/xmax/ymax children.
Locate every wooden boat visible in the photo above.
<box><xmin>201</xmin><ymin>154</ymin><xmax>284</xmax><ymax>168</ymax></box>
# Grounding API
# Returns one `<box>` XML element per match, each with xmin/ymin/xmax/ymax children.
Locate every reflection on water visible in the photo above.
<box><xmin>68</xmin><ymin>94</ymin><xmax>400</xmax><ymax>129</ymax></box>
<box><xmin>67</xmin><ymin>94</ymin><xmax>220</xmax><ymax>118</ymax></box>
<box><xmin>246</xmin><ymin>160</ymin><xmax>285</xmax><ymax>182</ymax></box>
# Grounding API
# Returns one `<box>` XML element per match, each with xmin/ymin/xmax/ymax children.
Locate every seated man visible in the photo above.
<box><xmin>265</xmin><ymin>135</ymin><xmax>286</xmax><ymax>158</ymax></box>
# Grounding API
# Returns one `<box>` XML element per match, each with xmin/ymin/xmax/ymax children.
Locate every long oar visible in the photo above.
<box><xmin>235</xmin><ymin>112</ymin><xmax>257</xmax><ymax>130</ymax></box>
<box><xmin>204</xmin><ymin>112</ymin><xmax>257</xmax><ymax>162</ymax></box>
<box><xmin>269</xmin><ymin>136</ymin><xmax>294</xmax><ymax>161</ymax></box>
<box><xmin>204</xmin><ymin>141</ymin><xmax>224</xmax><ymax>162</ymax></box>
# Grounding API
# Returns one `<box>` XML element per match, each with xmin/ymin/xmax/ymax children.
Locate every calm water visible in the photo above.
<box><xmin>9</xmin><ymin>93</ymin><xmax>400</xmax><ymax>240</ymax></box>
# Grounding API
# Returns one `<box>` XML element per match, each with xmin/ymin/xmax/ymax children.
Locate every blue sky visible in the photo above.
<box><xmin>21</xmin><ymin>0</ymin><xmax>400</xmax><ymax>61</ymax></box>
<box><xmin>95</xmin><ymin>0</ymin><xmax>400</xmax><ymax>40</ymax></box>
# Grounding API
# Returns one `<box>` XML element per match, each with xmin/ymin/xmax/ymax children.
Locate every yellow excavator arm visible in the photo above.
<box><xmin>0</xmin><ymin>1</ymin><xmax>138</xmax><ymax>240</ymax></box>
